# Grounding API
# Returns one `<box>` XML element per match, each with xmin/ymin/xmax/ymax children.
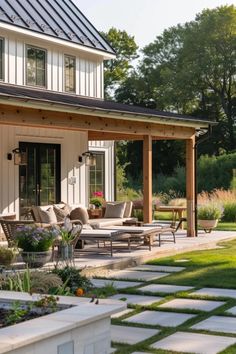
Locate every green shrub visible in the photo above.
<box><xmin>198</xmin><ymin>203</ymin><xmax>223</xmax><ymax>220</ymax></box>
<box><xmin>221</xmin><ymin>202</ymin><xmax>236</xmax><ymax>222</ymax></box>
<box><xmin>0</xmin><ymin>247</ymin><xmax>15</xmax><ymax>266</ymax></box>
<box><xmin>52</xmin><ymin>266</ymin><xmax>92</xmax><ymax>293</ymax></box>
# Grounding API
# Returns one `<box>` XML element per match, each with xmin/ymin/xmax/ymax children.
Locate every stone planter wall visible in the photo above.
<box><xmin>0</xmin><ymin>291</ymin><xmax>125</xmax><ymax>354</ymax></box>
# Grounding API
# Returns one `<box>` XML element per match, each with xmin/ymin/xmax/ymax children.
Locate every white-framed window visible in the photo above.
<box><xmin>0</xmin><ymin>38</ymin><xmax>4</xmax><ymax>81</ymax></box>
<box><xmin>64</xmin><ymin>55</ymin><xmax>76</xmax><ymax>92</ymax></box>
<box><xmin>26</xmin><ymin>45</ymin><xmax>46</xmax><ymax>87</ymax></box>
<box><xmin>88</xmin><ymin>152</ymin><xmax>105</xmax><ymax>198</ymax></box>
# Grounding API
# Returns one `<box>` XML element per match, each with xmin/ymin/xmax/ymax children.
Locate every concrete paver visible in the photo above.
<box><xmin>139</xmin><ymin>283</ymin><xmax>193</xmax><ymax>294</ymax></box>
<box><xmin>91</xmin><ymin>279</ymin><xmax>142</xmax><ymax>289</ymax></box>
<box><xmin>124</xmin><ymin>310</ymin><xmax>195</xmax><ymax>327</ymax></box>
<box><xmin>159</xmin><ymin>298</ymin><xmax>225</xmax><ymax>311</ymax></box>
<box><xmin>150</xmin><ymin>331</ymin><xmax>236</xmax><ymax>354</ymax></box>
<box><xmin>105</xmin><ymin>270</ymin><xmax>170</xmax><ymax>281</ymax></box>
<box><xmin>110</xmin><ymin>294</ymin><xmax>163</xmax><ymax>306</ymax></box>
<box><xmin>111</xmin><ymin>325</ymin><xmax>159</xmax><ymax>344</ymax></box>
<box><xmin>191</xmin><ymin>287</ymin><xmax>236</xmax><ymax>299</ymax></box>
<box><xmin>129</xmin><ymin>265</ymin><xmax>185</xmax><ymax>272</ymax></box>
<box><xmin>192</xmin><ymin>315</ymin><xmax>236</xmax><ymax>334</ymax></box>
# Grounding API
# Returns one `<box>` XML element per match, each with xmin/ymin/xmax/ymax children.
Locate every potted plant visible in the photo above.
<box><xmin>89</xmin><ymin>191</ymin><xmax>105</xmax><ymax>209</ymax></box>
<box><xmin>15</xmin><ymin>225</ymin><xmax>59</xmax><ymax>267</ymax></box>
<box><xmin>198</xmin><ymin>203</ymin><xmax>223</xmax><ymax>233</ymax></box>
<box><xmin>58</xmin><ymin>218</ymin><xmax>82</xmax><ymax>261</ymax></box>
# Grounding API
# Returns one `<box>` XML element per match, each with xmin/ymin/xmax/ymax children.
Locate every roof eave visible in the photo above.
<box><xmin>0</xmin><ymin>95</ymin><xmax>215</xmax><ymax>129</ymax></box>
<box><xmin>0</xmin><ymin>22</ymin><xmax>116</xmax><ymax>60</ymax></box>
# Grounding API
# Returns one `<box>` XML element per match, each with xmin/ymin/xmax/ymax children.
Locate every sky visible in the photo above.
<box><xmin>75</xmin><ymin>0</ymin><xmax>235</xmax><ymax>48</ymax></box>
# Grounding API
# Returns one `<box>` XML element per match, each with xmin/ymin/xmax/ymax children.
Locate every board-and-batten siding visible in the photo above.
<box><xmin>2</xmin><ymin>32</ymin><xmax>104</xmax><ymax>98</ymax></box>
<box><xmin>0</xmin><ymin>125</ymin><xmax>88</xmax><ymax>218</ymax></box>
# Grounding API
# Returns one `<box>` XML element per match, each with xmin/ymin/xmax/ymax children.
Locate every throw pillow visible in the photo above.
<box><xmin>123</xmin><ymin>201</ymin><xmax>133</xmax><ymax>218</ymax></box>
<box><xmin>104</xmin><ymin>202</ymin><xmax>126</xmax><ymax>218</ymax></box>
<box><xmin>38</xmin><ymin>207</ymin><xmax>57</xmax><ymax>224</ymax></box>
<box><xmin>53</xmin><ymin>204</ymin><xmax>70</xmax><ymax>222</ymax></box>
<box><xmin>70</xmin><ymin>207</ymin><xmax>89</xmax><ymax>225</ymax></box>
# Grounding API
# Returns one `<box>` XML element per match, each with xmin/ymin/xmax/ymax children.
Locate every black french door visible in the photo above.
<box><xmin>19</xmin><ymin>142</ymin><xmax>61</xmax><ymax>218</ymax></box>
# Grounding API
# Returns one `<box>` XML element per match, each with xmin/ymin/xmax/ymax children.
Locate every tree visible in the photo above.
<box><xmin>101</xmin><ymin>28</ymin><xmax>138</xmax><ymax>98</ymax></box>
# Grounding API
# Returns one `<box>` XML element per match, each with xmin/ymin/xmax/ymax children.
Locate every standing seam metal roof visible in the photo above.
<box><xmin>0</xmin><ymin>0</ymin><xmax>115</xmax><ymax>55</ymax></box>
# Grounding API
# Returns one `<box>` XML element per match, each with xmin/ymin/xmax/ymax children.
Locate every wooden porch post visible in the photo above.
<box><xmin>143</xmin><ymin>135</ymin><xmax>152</xmax><ymax>223</ymax></box>
<box><xmin>186</xmin><ymin>136</ymin><xmax>196</xmax><ymax>237</ymax></box>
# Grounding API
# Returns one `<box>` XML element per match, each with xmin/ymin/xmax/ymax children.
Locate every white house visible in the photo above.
<box><xmin>0</xmin><ymin>0</ymin><xmax>116</xmax><ymax>219</ymax></box>
<box><xmin>0</xmin><ymin>0</ymin><xmax>214</xmax><ymax>236</ymax></box>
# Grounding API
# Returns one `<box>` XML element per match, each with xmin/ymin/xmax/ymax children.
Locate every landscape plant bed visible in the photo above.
<box><xmin>0</xmin><ymin>296</ymin><xmax>71</xmax><ymax>328</ymax></box>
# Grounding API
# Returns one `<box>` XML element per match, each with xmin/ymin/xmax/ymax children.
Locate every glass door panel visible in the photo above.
<box><xmin>19</xmin><ymin>143</ymin><xmax>60</xmax><ymax>219</ymax></box>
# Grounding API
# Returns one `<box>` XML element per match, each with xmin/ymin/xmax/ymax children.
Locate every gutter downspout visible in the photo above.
<box><xmin>194</xmin><ymin>125</ymin><xmax>212</xmax><ymax>236</ymax></box>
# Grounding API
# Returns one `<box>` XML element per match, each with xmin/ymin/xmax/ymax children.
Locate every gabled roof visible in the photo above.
<box><xmin>0</xmin><ymin>0</ymin><xmax>115</xmax><ymax>55</ymax></box>
<box><xmin>0</xmin><ymin>83</ymin><xmax>216</xmax><ymax>128</ymax></box>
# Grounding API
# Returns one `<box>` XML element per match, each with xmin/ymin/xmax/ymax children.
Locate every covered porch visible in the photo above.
<box><xmin>0</xmin><ymin>84</ymin><xmax>213</xmax><ymax>237</ymax></box>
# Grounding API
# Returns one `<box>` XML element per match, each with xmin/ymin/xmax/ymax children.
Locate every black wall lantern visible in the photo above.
<box><xmin>7</xmin><ymin>148</ymin><xmax>28</xmax><ymax>165</ymax></box>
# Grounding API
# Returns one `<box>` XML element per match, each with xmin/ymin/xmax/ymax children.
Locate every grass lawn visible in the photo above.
<box><xmin>111</xmin><ymin>239</ymin><xmax>236</xmax><ymax>354</ymax></box>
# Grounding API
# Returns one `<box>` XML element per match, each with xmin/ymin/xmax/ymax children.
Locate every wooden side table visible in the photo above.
<box><xmin>88</xmin><ymin>208</ymin><xmax>103</xmax><ymax>219</ymax></box>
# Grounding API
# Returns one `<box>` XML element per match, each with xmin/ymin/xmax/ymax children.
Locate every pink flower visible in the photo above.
<box><xmin>93</xmin><ymin>191</ymin><xmax>103</xmax><ymax>197</ymax></box>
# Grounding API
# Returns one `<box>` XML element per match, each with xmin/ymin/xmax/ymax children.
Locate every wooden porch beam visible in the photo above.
<box><xmin>186</xmin><ymin>136</ymin><xmax>196</xmax><ymax>237</ymax></box>
<box><xmin>143</xmin><ymin>135</ymin><xmax>152</xmax><ymax>223</ymax></box>
<box><xmin>0</xmin><ymin>105</ymin><xmax>195</xmax><ymax>140</ymax></box>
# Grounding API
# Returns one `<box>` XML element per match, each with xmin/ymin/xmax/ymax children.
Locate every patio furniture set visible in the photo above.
<box><xmin>0</xmin><ymin>201</ymin><xmax>179</xmax><ymax>260</ymax></box>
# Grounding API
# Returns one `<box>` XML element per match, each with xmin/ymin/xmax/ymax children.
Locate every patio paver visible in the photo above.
<box><xmin>105</xmin><ymin>270</ymin><xmax>170</xmax><ymax>281</ymax></box>
<box><xmin>130</xmin><ymin>265</ymin><xmax>185</xmax><ymax>272</ymax></box>
<box><xmin>110</xmin><ymin>294</ymin><xmax>163</xmax><ymax>306</ymax></box>
<box><xmin>111</xmin><ymin>325</ymin><xmax>159</xmax><ymax>344</ymax></box>
<box><xmin>131</xmin><ymin>352</ymin><xmax>151</xmax><ymax>354</ymax></box>
<box><xmin>91</xmin><ymin>279</ymin><xmax>141</xmax><ymax>289</ymax></box>
<box><xmin>159</xmin><ymin>298</ymin><xmax>225</xmax><ymax>311</ymax></box>
<box><xmin>226</xmin><ymin>306</ymin><xmax>236</xmax><ymax>315</ymax></box>
<box><xmin>111</xmin><ymin>309</ymin><xmax>134</xmax><ymax>319</ymax></box>
<box><xmin>123</xmin><ymin>310</ymin><xmax>195</xmax><ymax>327</ymax></box>
<box><xmin>192</xmin><ymin>315</ymin><xmax>236</xmax><ymax>334</ymax></box>
<box><xmin>139</xmin><ymin>283</ymin><xmax>193</xmax><ymax>294</ymax></box>
<box><xmin>150</xmin><ymin>331</ymin><xmax>236</xmax><ymax>354</ymax></box>
<box><xmin>191</xmin><ymin>287</ymin><xmax>236</xmax><ymax>299</ymax></box>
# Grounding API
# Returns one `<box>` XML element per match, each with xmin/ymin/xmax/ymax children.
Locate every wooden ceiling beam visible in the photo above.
<box><xmin>0</xmin><ymin>104</ymin><xmax>196</xmax><ymax>139</ymax></box>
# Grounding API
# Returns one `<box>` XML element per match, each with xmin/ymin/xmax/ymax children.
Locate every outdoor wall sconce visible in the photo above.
<box><xmin>78</xmin><ymin>151</ymin><xmax>96</xmax><ymax>166</ymax></box>
<box><xmin>7</xmin><ymin>148</ymin><xmax>28</xmax><ymax>165</ymax></box>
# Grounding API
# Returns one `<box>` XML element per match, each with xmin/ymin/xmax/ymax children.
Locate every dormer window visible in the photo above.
<box><xmin>0</xmin><ymin>39</ymin><xmax>3</xmax><ymax>80</ymax></box>
<box><xmin>64</xmin><ymin>55</ymin><xmax>76</xmax><ymax>92</ymax></box>
<box><xmin>26</xmin><ymin>46</ymin><xmax>46</xmax><ymax>87</ymax></box>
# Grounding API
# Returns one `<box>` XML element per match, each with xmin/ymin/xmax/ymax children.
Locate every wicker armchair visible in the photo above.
<box><xmin>0</xmin><ymin>219</ymin><xmax>33</xmax><ymax>248</ymax></box>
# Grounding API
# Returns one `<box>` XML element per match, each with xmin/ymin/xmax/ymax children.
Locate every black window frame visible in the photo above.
<box><xmin>26</xmin><ymin>45</ymin><xmax>47</xmax><ymax>88</ymax></box>
<box><xmin>88</xmin><ymin>151</ymin><xmax>105</xmax><ymax>199</ymax></box>
<box><xmin>64</xmin><ymin>54</ymin><xmax>76</xmax><ymax>93</ymax></box>
<box><xmin>0</xmin><ymin>38</ymin><xmax>4</xmax><ymax>81</ymax></box>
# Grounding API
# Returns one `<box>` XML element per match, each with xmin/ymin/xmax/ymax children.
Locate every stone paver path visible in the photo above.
<box><xmin>110</xmin><ymin>294</ymin><xmax>163</xmax><ymax>306</ymax></box>
<box><xmin>191</xmin><ymin>287</ymin><xmax>236</xmax><ymax>299</ymax></box>
<box><xmin>159</xmin><ymin>298</ymin><xmax>225</xmax><ymax>311</ymax></box>
<box><xmin>111</xmin><ymin>325</ymin><xmax>159</xmax><ymax>344</ymax></box>
<box><xmin>124</xmin><ymin>310</ymin><xmax>195</xmax><ymax>327</ymax></box>
<box><xmin>91</xmin><ymin>279</ymin><xmax>141</xmax><ymax>289</ymax></box>
<box><xmin>192</xmin><ymin>315</ymin><xmax>236</xmax><ymax>334</ymax></box>
<box><xmin>150</xmin><ymin>331</ymin><xmax>236</xmax><ymax>354</ymax></box>
<box><xmin>105</xmin><ymin>270</ymin><xmax>170</xmax><ymax>281</ymax></box>
<box><xmin>139</xmin><ymin>283</ymin><xmax>193</xmax><ymax>294</ymax></box>
<box><xmin>130</xmin><ymin>265</ymin><xmax>185</xmax><ymax>272</ymax></box>
<box><xmin>131</xmin><ymin>352</ymin><xmax>150</xmax><ymax>354</ymax></box>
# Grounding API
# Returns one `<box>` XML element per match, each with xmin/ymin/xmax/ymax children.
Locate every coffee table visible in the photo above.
<box><xmin>80</xmin><ymin>229</ymin><xmax>131</xmax><ymax>256</ymax></box>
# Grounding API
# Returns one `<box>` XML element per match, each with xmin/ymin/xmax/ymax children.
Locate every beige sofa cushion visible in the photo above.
<box><xmin>124</xmin><ymin>201</ymin><xmax>133</xmax><ymax>218</ymax></box>
<box><xmin>70</xmin><ymin>207</ymin><xmax>89</xmax><ymax>224</ymax></box>
<box><xmin>104</xmin><ymin>202</ymin><xmax>126</xmax><ymax>218</ymax></box>
<box><xmin>38</xmin><ymin>207</ymin><xmax>57</xmax><ymax>224</ymax></box>
<box><xmin>53</xmin><ymin>204</ymin><xmax>70</xmax><ymax>222</ymax></box>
